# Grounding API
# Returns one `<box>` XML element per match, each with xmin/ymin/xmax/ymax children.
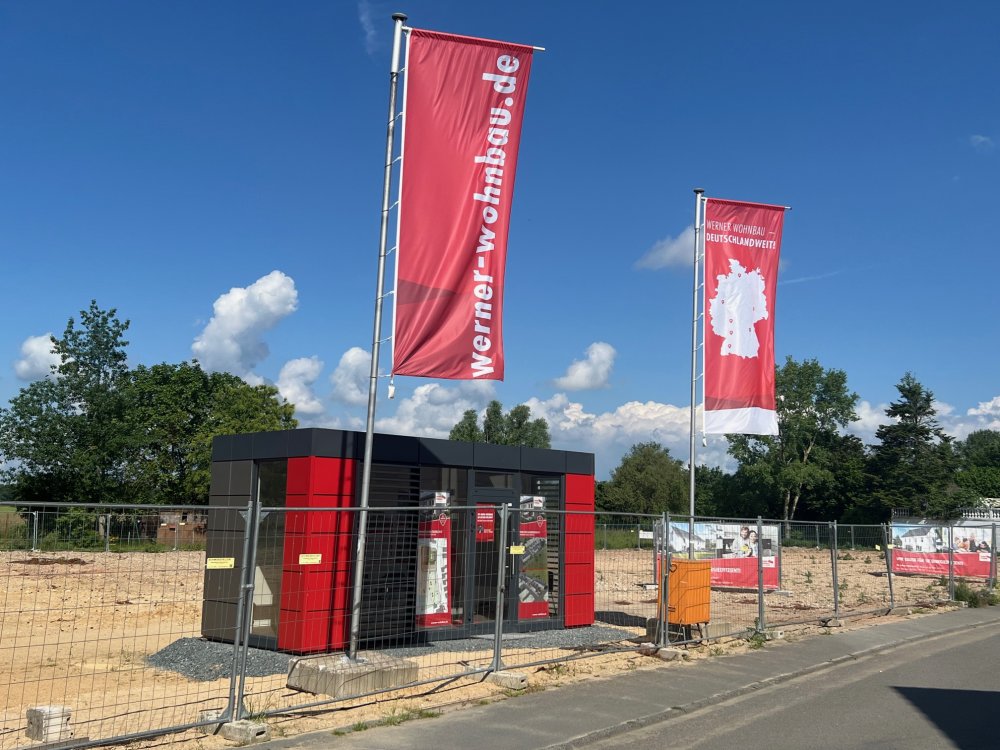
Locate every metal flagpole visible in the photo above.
<box><xmin>688</xmin><ymin>188</ymin><xmax>704</xmax><ymax>559</ymax></box>
<box><xmin>349</xmin><ymin>11</ymin><xmax>408</xmax><ymax>662</ymax></box>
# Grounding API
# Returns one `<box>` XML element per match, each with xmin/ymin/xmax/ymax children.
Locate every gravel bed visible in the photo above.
<box><xmin>147</xmin><ymin>625</ymin><xmax>640</xmax><ymax>681</ymax></box>
<box><xmin>147</xmin><ymin>638</ymin><xmax>293</xmax><ymax>682</ymax></box>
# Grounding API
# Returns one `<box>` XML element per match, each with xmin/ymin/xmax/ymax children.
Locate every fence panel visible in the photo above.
<box><xmin>764</xmin><ymin>521</ymin><xmax>836</xmax><ymax>628</ymax></box>
<box><xmin>831</xmin><ymin>524</ymin><xmax>893</xmax><ymax>617</ymax></box>
<box><xmin>5</xmin><ymin>501</ymin><xmax>984</xmax><ymax>748</ymax></box>
<box><xmin>0</xmin><ymin>503</ymin><xmax>230</xmax><ymax>749</ymax></box>
<box><xmin>497</xmin><ymin>512</ymin><xmax>660</xmax><ymax>671</ymax></box>
<box><xmin>238</xmin><ymin>504</ymin><xmax>499</xmax><ymax>722</ymax></box>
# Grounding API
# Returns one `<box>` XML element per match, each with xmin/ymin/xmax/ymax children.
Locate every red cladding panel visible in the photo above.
<box><xmin>280</xmin><ymin>570</ymin><xmax>335</xmax><ymax>612</ymax></box>
<box><xmin>565</xmin><ymin>473</ymin><xmax>595</xmax><ymax>509</ymax></box>
<box><xmin>563</xmin><ymin>592</ymin><xmax>595</xmax><ymax>627</ymax></box>
<box><xmin>564</xmin><ymin>561</ymin><xmax>594</xmax><ymax>595</ymax></box>
<box><xmin>564</xmin><ymin>538</ymin><xmax>594</xmax><ymax>566</ymax></box>
<box><xmin>286</xmin><ymin>457</ymin><xmax>313</xmax><ymax>496</ymax></box>
<box><xmin>313</xmin><ymin>458</ymin><xmax>356</xmax><ymax>496</ymax></box>
<box><xmin>277</xmin><ymin>609</ymin><xmax>331</xmax><ymax>653</ymax></box>
<box><xmin>565</xmin><ymin>512</ymin><xmax>595</xmax><ymax>535</ymax></box>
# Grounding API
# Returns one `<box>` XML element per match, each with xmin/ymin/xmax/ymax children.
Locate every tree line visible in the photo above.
<box><xmin>597</xmin><ymin>359</ymin><xmax>1000</xmax><ymax>524</ymax></box>
<box><xmin>2</xmin><ymin>303</ymin><xmax>996</xmax><ymax>525</ymax></box>
<box><xmin>0</xmin><ymin>302</ymin><xmax>296</xmax><ymax>505</ymax></box>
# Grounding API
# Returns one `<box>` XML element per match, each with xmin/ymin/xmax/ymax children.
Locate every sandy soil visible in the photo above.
<box><xmin>0</xmin><ymin>547</ymin><xmax>961</xmax><ymax>749</ymax></box>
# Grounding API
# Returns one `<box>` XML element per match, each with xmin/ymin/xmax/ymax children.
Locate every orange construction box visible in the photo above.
<box><xmin>661</xmin><ymin>558</ymin><xmax>711</xmax><ymax>626</ymax></box>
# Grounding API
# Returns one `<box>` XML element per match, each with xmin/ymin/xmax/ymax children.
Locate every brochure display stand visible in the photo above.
<box><xmin>416</xmin><ymin>491</ymin><xmax>453</xmax><ymax>628</ymax></box>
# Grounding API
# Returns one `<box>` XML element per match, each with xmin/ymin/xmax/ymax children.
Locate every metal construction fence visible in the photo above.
<box><xmin>0</xmin><ymin>502</ymin><xmax>993</xmax><ymax>748</ymax></box>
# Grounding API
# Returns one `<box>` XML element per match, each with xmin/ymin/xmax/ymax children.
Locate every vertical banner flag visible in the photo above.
<box><xmin>393</xmin><ymin>29</ymin><xmax>535</xmax><ymax>380</ymax></box>
<box><xmin>703</xmin><ymin>199</ymin><xmax>785</xmax><ymax>435</ymax></box>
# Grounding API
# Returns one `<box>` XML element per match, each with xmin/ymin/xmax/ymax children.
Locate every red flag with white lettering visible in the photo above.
<box><xmin>392</xmin><ymin>29</ymin><xmax>534</xmax><ymax>380</ymax></box>
<box><xmin>703</xmin><ymin>199</ymin><xmax>785</xmax><ymax>435</ymax></box>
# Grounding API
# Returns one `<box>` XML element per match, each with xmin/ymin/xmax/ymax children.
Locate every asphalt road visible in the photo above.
<box><xmin>583</xmin><ymin>626</ymin><xmax>1000</xmax><ymax>750</ymax></box>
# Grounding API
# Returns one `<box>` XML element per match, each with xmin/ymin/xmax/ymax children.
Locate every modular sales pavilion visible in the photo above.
<box><xmin>201</xmin><ymin>428</ymin><xmax>597</xmax><ymax>653</ymax></box>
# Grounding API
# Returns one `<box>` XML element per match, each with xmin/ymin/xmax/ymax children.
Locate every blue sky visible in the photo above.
<box><xmin>2</xmin><ymin>1</ymin><xmax>998</xmax><ymax>478</ymax></box>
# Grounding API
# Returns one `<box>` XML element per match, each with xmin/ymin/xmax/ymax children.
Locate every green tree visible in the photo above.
<box><xmin>447</xmin><ymin>400</ymin><xmax>550</xmax><ymax>448</ymax></box>
<box><xmin>184</xmin><ymin>372</ymin><xmax>297</xmax><ymax>501</ymax></box>
<box><xmin>449</xmin><ymin>410</ymin><xmax>483</xmax><ymax>443</ymax></box>
<box><xmin>600</xmin><ymin>442</ymin><xmax>687</xmax><ymax>516</ymax></box>
<box><xmin>867</xmin><ymin>373</ymin><xmax>969</xmax><ymax>519</ymax></box>
<box><xmin>125</xmin><ymin>363</ymin><xmax>297</xmax><ymax>503</ymax></box>
<box><xmin>727</xmin><ymin>357</ymin><xmax>858</xmax><ymax>530</ymax></box>
<box><xmin>955</xmin><ymin>430</ymin><xmax>1000</xmax><ymax>499</ymax></box>
<box><xmin>0</xmin><ymin>301</ymin><xmax>133</xmax><ymax>503</ymax></box>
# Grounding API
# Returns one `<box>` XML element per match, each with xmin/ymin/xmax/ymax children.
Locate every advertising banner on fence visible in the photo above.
<box><xmin>393</xmin><ymin>29</ymin><xmax>535</xmax><ymax>380</ymax></box>
<box><xmin>891</xmin><ymin>523</ymin><xmax>994</xmax><ymax>579</ymax></box>
<box><xmin>703</xmin><ymin>198</ymin><xmax>785</xmax><ymax>435</ymax></box>
<box><xmin>416</xmin><ymin>492</ymin><xmax>453</xmax><ymax>627</ymax></box>
<box><xmin>666</xmin><ymin>521</ymin><xmax>780</xmax><ymax>589</ymax></box>
<box><xmin>518</xmin><ymin>496</ymin><xmax>550</xmax><ymax>619</ymax></box>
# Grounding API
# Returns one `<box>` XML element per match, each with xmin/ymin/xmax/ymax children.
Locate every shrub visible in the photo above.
<box><xmin>953</xmin><ymin>581</ymin><xmax>1000</xmax><ymax>608</ymax></box>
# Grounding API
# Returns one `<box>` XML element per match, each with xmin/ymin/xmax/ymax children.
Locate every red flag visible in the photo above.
<box><xmin>703</xmin><ymin>199</ymin><xmax>785</xmax><ymax>435</ymax></box>
<box><xmin>393</xmin><ymin>29</ymin><xmax>535</xmax><ymax>380</ymax></box>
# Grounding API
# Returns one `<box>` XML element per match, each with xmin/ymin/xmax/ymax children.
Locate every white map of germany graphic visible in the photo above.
<box><xmin>709</xmin><ymin>259</ymin><xmax>768</xmax><ymax>358</ymax></box>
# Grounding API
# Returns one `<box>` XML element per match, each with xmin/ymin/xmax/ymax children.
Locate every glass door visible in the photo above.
<box><xmin>250</xmin><ymin>461</ymin><xmax>286</xmax><ymax>643</ymax></box>
<box><xmin>468</xmin><ymin>489</ymin><xmax>517</xmax><ymax>630</ymax></box>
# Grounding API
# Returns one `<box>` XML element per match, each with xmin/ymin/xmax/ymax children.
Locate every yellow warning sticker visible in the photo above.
<box><xmin>509</xmin><ymin>545</ymin><xmax>525</xmax><ymax>555</ymax></box>
<box><xmin>206</xmin><ymin>558</ymin><xmax>235</xmax><ymax>570</ymax></box>
<box><xmin>299</xmin><ymin>553</ymin><xmax>322</xmax><ymax>565</ymax></box>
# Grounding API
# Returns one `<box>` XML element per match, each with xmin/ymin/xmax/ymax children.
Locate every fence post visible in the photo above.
<box><xmin>850</xmin><ymin>524</ymin><xmax>855</xmax><ymax>551</ymax></box>
<box><xmin>777</xmin><ymin>528</ymin><xmax>784</xmax><ymax>590</ymax></box>
<box><xmin>226</xmin><ymin>500</ymin><xmax>255</xmax><ymax>721</ymax></box>
<box><xmin>881</xmin><ymin>524</ymin><xmax>895</xmax><ymax>609</ymax></box>
<box><xmin>31</xmin><ymin>511</ymin><xmax>39</xmax><ymax>552</ymax></box>
<box><xmin>992</xmin><ymin>523</ymin><xmax>997</xmax><ymax>589</ymax></box>
<box><xmin>602</xmin><ymin>523</ymin><xmax>607</xmax><ymax>551</ymax></box>
<box><xmin>948</xmin><ymin>525</ymin><xmax>956</xmax><ymax>601</ymax></box>
<box><xmin>236</xmin><ymin>496</ymin><xmax>265</xmax><ymax>721</ymax></box>
<box><xmin>637</xmin><ymin>523</ymin><xmax>641</xmax><ymax>550</ymax></box>
<box><xmin>756</xmin><ymin>516</ymin><xmax>766</xmax><ymax>634</ymax></box>
<box><xmin>814</xmin><ymin>524</ymin><xmax>820</xmax><ymax>549</ymax></box>
<box><xmin>490</xmin><ymin>503</ymin><xmax>510</xmax><ymax>673</ymax></box>
<box><xmin>657</xmin><ymin>512</ymin><xmax>669</xmax><ymax>648</ymax></box>
<box><xmin>173</xmin><ymin>523</ymin><xmax>179</xmax><ymax>552</ymax></box>
<box><xmin>830</xmin><ymin>521</ymin><xmax>840</xmax><ymax>621</ymax></box>
<box><xmin>104</xmin><ymin>513</ymin><xmax>111</xmax><ymax>553</ymax></box>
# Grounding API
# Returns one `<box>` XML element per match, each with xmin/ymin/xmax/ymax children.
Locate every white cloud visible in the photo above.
<box><xmin>357</xmin><ymin>1</ymin><xmax>377</xmax><ymax>56</ymax></box>
<box><xmin>192</xmin><ymin>270</ymin><xmax>298</xmax><ymax>382</ymax></box>
<box><xmin>968</xmin><ymin>396</ymin><xmax>1000</xmax><ymax>418</ymax></box>
<box><xmin>847</xmin><ymin>400</ymin><xmax>888</xmax><ymax>445</ymax></box>
<box><xmin>330</xmin><ymin>347</ymin><xmax>372</xmax><ymax>406</ymax></box>
<box><xmin>523</xmin><ymin>394</ymin><xmax>721</xmax><ymax>475</ymax></box>
<box><xmin>14</xmin><ymin>333</ymin><xmax>60</xmax><ymax>381</ymax></box>
<box><xmin>554</xmin><ymin>342</ymin><xmax>616</xmax><ymax>391</ymax></box>
<box><xmin>635</xmin><ymin>225</ymin><xmax>695</xmax><ymax>270</ymax></box>
<box><xmin>276</xmin><ymin>357</ymin><xmax>325</xmax><ymax>416</ymax></box>
<box><xmin>375</xmin><ymin>381</ymin><xmax>495</xmax><ymax>437</ymax></box>
<box><xmin>970</xmin><ymin>134</ymin><xmax>995</xmax><ymax>153</ymax></box>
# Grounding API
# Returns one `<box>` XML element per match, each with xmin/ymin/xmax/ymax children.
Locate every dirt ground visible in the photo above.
<box><xmin>0</xmin><ymin>547</ymin><xmax>962</xmax><ymax>749</ymax></box>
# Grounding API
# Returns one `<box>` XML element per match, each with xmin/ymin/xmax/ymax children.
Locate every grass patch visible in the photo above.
<box><xmin>953</xmin><ymin>581</ymin><xmax>1000</xmax><ymax>608</ymax></box>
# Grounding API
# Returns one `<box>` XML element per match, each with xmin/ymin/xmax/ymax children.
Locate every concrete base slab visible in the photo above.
<box><xmin>287</xmin><ymin>651</ymin><xmax>419</xmax><ymax>699</ymax></box>
<box><xmin>656</xmin><ymin>647</ymin><xmax>683</xmax><ymax>662</ymax></box>
<box><xmin>701</xmin><ymin>621</ymin><xmax>741</xmax><ymax>640</ymax></box>
<box><xmin>198</xmin><ymin>709</ymin><xmax>224</xmax><ymax>735</ymax></box>
<box><xmin>220</xmin><ymin>720</ymin><xmax>270</xmax><ymax>745</ymax></box>
<box><xmin>26</xmin><ymin>706</ymin><xmax>73</xmax><ymax>743</ymax></box>
<box><xmin>487</xmin><ymin>671</ymin><xmax>528</xmax><ymax>690</ymax></box>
